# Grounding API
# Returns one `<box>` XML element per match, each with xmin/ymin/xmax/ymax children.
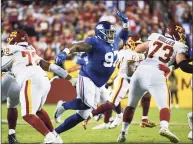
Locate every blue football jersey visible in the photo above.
<box><xmin>79</xmin><ymin>35</ymin><xmax>123</xmax><ymax>87</ymax></box>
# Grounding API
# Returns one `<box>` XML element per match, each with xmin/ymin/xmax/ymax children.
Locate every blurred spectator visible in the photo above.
<box><xmin>1</xmin><ymin>0</ymin><xmax>192</xmax><ymax>60</ymax></box>
<box><xmin>168</xmin><ymin>71</ymin><xmax>179</xmax><ymax>109</ymax></box>
<box><xmin>99</xmin><ymin>9</ymin><xmax>116</xmax><ymax>24</ymax></box>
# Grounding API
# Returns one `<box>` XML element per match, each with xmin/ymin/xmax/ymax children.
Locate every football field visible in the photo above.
<box><xmin>1</xmin><ymin>104</ymin><xmax>192</xmax><ymax>143</ymax></box>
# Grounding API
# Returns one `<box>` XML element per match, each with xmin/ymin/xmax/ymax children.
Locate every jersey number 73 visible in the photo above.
<box><xmin>148</xmin><ymin>41</ymin><xmax>174</xmax><ymax>63</ymax></box>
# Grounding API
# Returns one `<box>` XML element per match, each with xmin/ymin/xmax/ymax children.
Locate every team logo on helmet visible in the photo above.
<box><xmin>166</xmin><ymin>23</ymin><xmax>186</xmax><ymax>44</ymax></box>
<box><xmin>126</xmin><ymin>35</ymin><xmax>142</xmax><ymax>50</ymax></box>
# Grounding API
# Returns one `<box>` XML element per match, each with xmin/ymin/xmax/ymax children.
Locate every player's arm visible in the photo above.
<box><xmin>176</xmin><ymin>53</ymin><xmax>193</xmax><ymax>73</ymax></box>
<box><xmin>66</xmin><ymin>42</ymin><xmax>92</xmax><ymax>53</ymax></box>
<box><xmin>116</xmin><ymin>10</ymin><xmax>130</xmax><ymax>47</ymax></box>
<box><xmin>39</xmin><ymin>59</ymin><xmax>72</xmax><ymax>80</ymax></box>
<box><xmin>67</xmin><ymin>64</ymin><xmax>81</xmax><ymax>73</ymax></box>
<box><xmin>55</xmin><ymin>41</ymin><xmax>92</xmax><ymax>66</ymax></box>
<box><xmin>135</xmin><ymin>41</ymin><xmax>149</xmax><ymax>53</ymax></box>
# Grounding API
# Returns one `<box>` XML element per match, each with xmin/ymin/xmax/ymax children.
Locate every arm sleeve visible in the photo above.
<box><xmin>49</xmin><ymin>64</ymin><xmax>69</xmax><ymax>78</ymax></box>
<box><xmin>34</xmin><ymin>54</ymin><xmax>43</xmax><ymax>64</ymax></box>
<box><xmin>84</xmin><ymin>36</ymin><xmax>95</xmax><ymax>52</ymax></box>
<box><xmin>118</xmin><ymin>29</ymin><xmax>129</xmax><ymax>45</ymax></box>
<box><xmin>76</xmin><ymin>59</ymin><xmax>86</xmax><ymax>66</ymax></box>
<box><xmin>178</xmin><ymin>60</ymin><xmax>193</xmax><ymax>73</ymax></box>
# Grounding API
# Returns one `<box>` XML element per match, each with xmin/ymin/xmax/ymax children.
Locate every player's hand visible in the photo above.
<box><xmin>116</xmin><ymin>10</ymin><xmax>128</xmax><ymax>23</ymax></box>
<box><xmin>158</xmin><ymin>64</ymin><xmax>170</xmax><ymax>77</ymax></box>
<box><xmin>55</xmin><ymin>52</ymin><xmax>67</xmax><ymax>65</ymax></box>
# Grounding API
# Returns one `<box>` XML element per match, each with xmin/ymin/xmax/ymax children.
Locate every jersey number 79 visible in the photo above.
<box><xmin>22</xmin><ymin>51</ymin><xmax>36</xmax><ymax>66</ymax></box>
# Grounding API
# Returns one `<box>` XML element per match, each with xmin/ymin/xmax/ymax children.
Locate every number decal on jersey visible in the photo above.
<box><xmin>3</xmin><ymin>48</ymin><xmax>10</xmax><ymax>56</ymax></box>
<box><xmin>148</xmin><ymin>41</ymin><xmax>174</xmax><ymax>63</ymax></box>
<box><xmin>104</xmin><ymin>51</ymin><xmax>118</xmax><ymax>67</ymax></box>
<box><xmin>22</xmin><ymin>51</ymin><xmax>36</xmax><ymax>66</ymax></box>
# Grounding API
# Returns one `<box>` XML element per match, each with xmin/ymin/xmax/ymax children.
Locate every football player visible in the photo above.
<box><xmin>82</xmin><ymin>36</ymin><xmax>156</xmax><ymax>130</ymax></box>
<box><xmin>55</xmin><ymin>52</ymin><xmax>112</xmax><ymax>127</ymax></box>
<box><xmin>53</xmin><ymin>10</ymin><xmax>130</xmax><ymax>137</ymax></box>
<box><xmin>2</xmin><ymin>29</ymin><xmax>75</xmax><ymax>143</ymax></box>
<box><xmin>117</xmin><ymin>23</ymin><xmax>193</xmax><ymax>143</ymax></box>
<box><xmin>1</xmin><ymin>72</ymin><xmax>20</xmax><ymax>144</ymax></box>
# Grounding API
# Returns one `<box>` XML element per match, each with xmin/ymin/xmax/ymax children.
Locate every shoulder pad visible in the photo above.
<box><xmin>2</xmin><ymin>45</ymin><xmax>24</xmax><ymax>55</ymax></box>
<box><xmin>148</xmin><ymin>33</ymin><xmax>161</xmax><ymax>41</ymax></box>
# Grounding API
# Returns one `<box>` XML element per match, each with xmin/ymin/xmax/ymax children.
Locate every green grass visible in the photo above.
<box><xmin>1</xmin><ymin>104</ymin><xmax>192</xmax><ymax>143</ymax></box>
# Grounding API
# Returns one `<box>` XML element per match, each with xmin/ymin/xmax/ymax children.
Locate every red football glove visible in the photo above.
<box><xmin>158</xmin><ymin>64</ymin><xmax>170</xmax><ymax>77</ymax></box>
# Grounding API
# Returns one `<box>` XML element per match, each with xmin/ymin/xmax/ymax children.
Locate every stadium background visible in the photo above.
<box><xmin>1</xmin><ymin>0</ymin><xmax>192</xmax><ymax>108</ymax></box>
<box><xmin>1</xmin><ymin>0</ymin><xmax>193</xmax><ymax>143</ymax></box>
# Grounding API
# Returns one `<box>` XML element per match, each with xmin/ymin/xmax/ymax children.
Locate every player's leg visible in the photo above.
<box><xmin>54</xmin><ymin>75</ymin><xmax>100</xmax><ymax>135</ymax></box>
<box><xmin>2</xmin><ymin>72</ymin><xmax>20</xmax><ymax>144</ymax></box>
<box><xmin>7</xmin><ymin>93</ymin><xmax>20</xmax><ymax>144</ymax></box>
<box><xmin>55</xmin><ymin>109</ymin><xmax>92</xmax><ymax>134</ymax></box>
<box><xmin>20</xmin><ymin>78</ymin><xmax>56</xmax><ymax>143</ymax></box>
<box><xmin>187</xmin><ymin>112</ymin><xmax>192</xmax><ymax>140</ymax></box>
<box><xmin>149</xmin><ymin>75</ymin><xmax>179</xmax><ymax>143</ymax></box>
<box><xmin>109</xmin><ymin>78</ymin><xmax>129</xmax><ymax>129</ymax></box>
<box><xmin>36</xmin><ymin>78</ymin><xmax>54</xmax><ymax>132</ymax></box>
<box><xmin>140</xmin><ymin>92</ymin><xmax>156</xmax><ymax>128</ymax></box>
<box><xmin>54</xmin><ymin>76</ymin><xmax>91</xmax><ymax>122</ymax></box>
<box><xmin>37</xmin><ymin>77</ymin><xmax>63</xmax><ymax>143</ymax></box>
<box><xmin>90</xmin><ymin>77</ymin><xmax>125</xmax><ymax>119</ymax></box>
<box><xmin>91</xmin><ymin>86</ymin><xmax>113</xmax><ymax>130</ymax></box>
<box><xmin>117</xmin><ymin>74</ymin><xmax>146</xmax><ymax>142</ymax></box>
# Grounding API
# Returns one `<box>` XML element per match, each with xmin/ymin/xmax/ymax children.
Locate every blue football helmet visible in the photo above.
<box><xmin>95</xmin><ymin>21</ymin><xmax>116</xmax><ymax>44</ymax></box>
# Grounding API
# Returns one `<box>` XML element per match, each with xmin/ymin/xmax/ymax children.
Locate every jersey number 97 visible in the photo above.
<box><xmin>104</xmin><ymin>51</ymin><xmax>118</xmax><ymax>67</ymax></box>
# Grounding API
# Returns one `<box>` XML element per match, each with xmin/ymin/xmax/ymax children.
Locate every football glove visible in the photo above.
<box><xmin>117</xmin><ymin>10</ymin><xmax>128</xmax><ymax>23</ymax></box>
<box><xmin>55</xmin><ymin>48</ymin><xmax>70</xmax><ymax>65</ymax></box>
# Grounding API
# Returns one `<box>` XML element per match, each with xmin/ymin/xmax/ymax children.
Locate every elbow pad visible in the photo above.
<box><xmin>49</xmin><ymin>64</ymin><xmax>68</xmax><ymax>78</ymax></box>
<box><xmin>178</xmin><ymin>60</ymin><xmax>193</xmax><ymax>74</ymax></box>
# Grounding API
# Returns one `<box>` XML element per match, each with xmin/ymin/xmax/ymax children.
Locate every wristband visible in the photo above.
<box><xmin>63</xmin><ymin>48</ymin><xmax>70</xmax><ymax>55</ymax></box>
<box><xmin>123</xmin><ymin>22</ymin><xmax>129</xmax><ymax>29</ymax></box>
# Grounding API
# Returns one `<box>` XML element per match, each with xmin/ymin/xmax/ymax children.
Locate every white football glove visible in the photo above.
<box><xmin>68</xmin><ymin>78</ymin><xmax>77</xmax><ymax>86</ymax></box>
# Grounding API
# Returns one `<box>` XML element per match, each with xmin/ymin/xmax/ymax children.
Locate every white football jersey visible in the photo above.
<box><xmin>2</xmin><ymin>42</ymin><xmax>47</xmax><ymax>86</ymax></box>
<box><xmin>117</xmin><ymin>48</ymin><xmax>145</xmax><ymax>79</ymax></box>
<box><xmin>141</xmin><ymin>33</ymin><xmax>188</xmax><ymax>67</ymax></box>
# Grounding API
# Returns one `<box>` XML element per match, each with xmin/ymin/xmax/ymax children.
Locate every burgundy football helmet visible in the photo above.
<box><xmin>165</xmin><ymin>23</ymin><xmax>186</xmax><ymax>44</ymax></box>
<box><xmin>6</xmin><ymin>29</ymin><xmax>29</xmax><ymax>45</ymax></box>
<box><xmin>126</xmin><ymin>35</ymin><xmax>143</xmax><ymax>50</ymax></box>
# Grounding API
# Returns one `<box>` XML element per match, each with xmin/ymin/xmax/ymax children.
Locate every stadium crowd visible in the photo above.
<box><xmin>2</xmin><ymin>0</ymin><xmax>192</xmax><ymax>61</ymax></box>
